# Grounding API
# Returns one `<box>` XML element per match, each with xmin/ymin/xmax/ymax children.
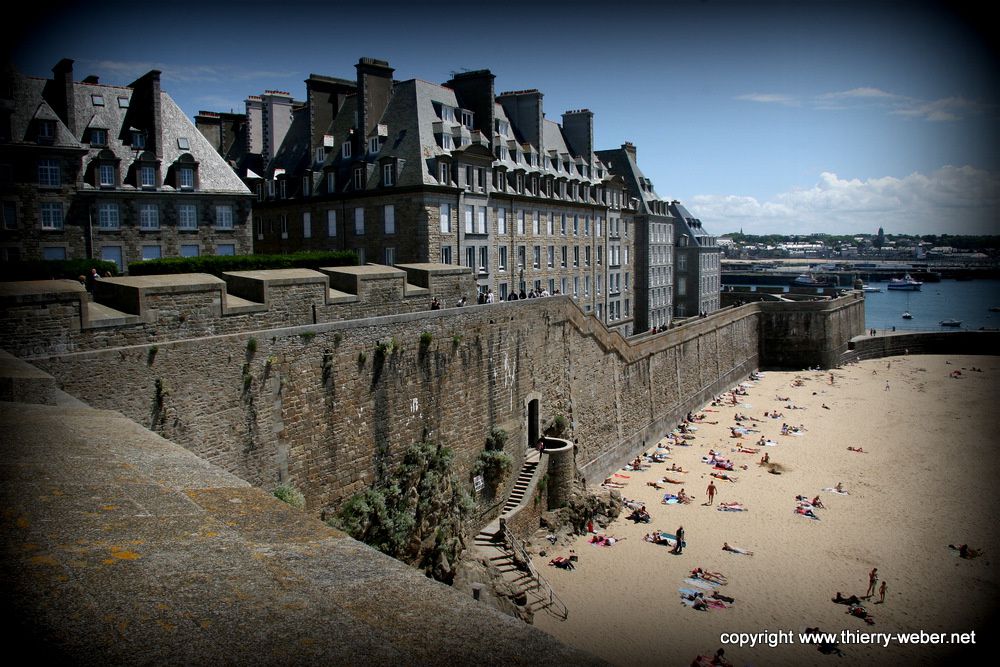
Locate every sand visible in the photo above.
<box><xmin>530</xmin><ymin>355</ymin><xmax>1000</xmax><ymax>666</ymax></box>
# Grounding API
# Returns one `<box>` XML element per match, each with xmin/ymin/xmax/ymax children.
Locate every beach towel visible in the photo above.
<box><xmin>683</xmin><ymin>577</ymin><xmax>718</xmax><ymax>590</ymax></box>
<box><xmin>660</xmin><ymin>532</ymin><xmax>686</xmax><ymax>547</ymax></box>
<box><xmin>662</xmin><ymin>496</ymin><xmax>679</xmax><ymax>505</ymax></box>
<box><xmin>678</xmin><ymin>588</ymin><xmax>703</xmax><ymax>597</ymax></box>
<box><xmin>822</xmin><ymin>487</ymin><xmax>850</xmax><ymax>495</ymax></box>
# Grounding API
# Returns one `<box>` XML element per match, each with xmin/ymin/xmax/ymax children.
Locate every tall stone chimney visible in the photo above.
<box><xmin>496</xmin><ymin>89</ymin><xmax>543</xmax><ymax>151</ymax></box>
<box><xmin>446</xmin><ymin>70</ymin><xmax>496</xmax><ymax>143</ymax></box>
<box><xmin>305</xmin><ymin>74</ymin><xmax>356</xmax><ymax>162</ymax></box>
<box><xmin>561</xmin><ymin>109</ymin><xmax>593</xmax><ymax>159</ymax></box>
<box><xmin>355</xmin><ymin>57</ymin><xmax>394</xmax><ymax>151</ymax></box>
<box><xmin>50</xmin><ymin>58</ymin><xmax>77</xmax><ymax>137</ymax></box>
<box><xmin>128</xmin><ymin>70</ymin><xmax>163</xmax><ymax>158</ymax></box>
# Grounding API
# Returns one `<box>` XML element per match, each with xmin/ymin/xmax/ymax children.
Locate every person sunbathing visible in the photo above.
<box><xmin>647</xmin><ymin>480</ymin><xmax>665</xmax><ymax>490</ymax></box>
<box><xmin>832</xmin><ymin>592</ymin><xmax>861</xmax><ymax>605</ymax></box>
<box><xmin>677</xmin><ymin>489</ymin><xmax>693</xmax><ymax>504</ymax></box>
<box><xmin>795</xmin><ymin>506</ymin><xmax>819</xmax><ymax>519</ymax></box>
<box><xmin>811</xmin><ymin>495</ymin><xmax>825</xmax><ymax>509</ymax></box>
<box><xmin>759</xmin><ymin>452</ymin><xmax>770</xmax><ymax>465</ymax></box>
<box><xmin>712</xmin><ymin>472</ymin><xmax>737</xmax><ymax>482</ymax></box>
<box><xmin>664</xmin><ymin>476</ymin><xmax>685</xmax><ymax>484</ymax></box>
<box><xmin>951</xmin><ymin>544</ymin><xmax>985</xmax><ymax>559</ymax></box>
<box><xmin>627</xmin><ymin>507</ymin><xmax>651</xmax><ymax>523</ymax></box>
<box><xmin>711</xmin><ymin>591</ymin><xmax>735</xmax><ymax>604</ymax></box>
<box><xmin>722</xmin><ymin>542</ymin><xmax>753</xmax><ymax>556</ymax></box>
<box><xmin>669</xmin><ymin>463</ymin><xmax>687</xmax><ymax>473</ymax></box>
<box><xmin>602</xmin><ymin>478</ymin><xmax>626</xmax><ymax>488</ymax></box>
<box><xmin>835</xmin><ymin>482</ymin><xmax>846</xmax><ymax>493</ymax></box>
<box><xmin>691</xmin><ymin>567</ymin><xmax>728</xmax><ymax>584</ymax></box>
<box><xmin>847</xmin><ymin>446</ymin><xmax>865</xmax><ymax>453</ymax></box>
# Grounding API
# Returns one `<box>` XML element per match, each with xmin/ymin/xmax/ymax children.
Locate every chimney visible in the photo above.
<box><xmin>497</xmin><ymin>89</ymin><xmax>544</xmax><ymax>151</ymax></box>
<box><xmin>128</xmin><ymin>70</ymin><xmax>163</xmax><ymax>158</ymax></box>
<box><xmin>355</xmin><ymin>57</ymin><xmax>394</xmax><ymax>150</ymax></box>
<box><xmin>306</xmin><ymin>74</ymin><xmax>357</xmax><ymax>163</ymax></box>
<box><xmin>622</xmin><ymin>141</ymin><xmax>637</xmax><ymax>158</ymax></box>
<box><xmin>82</xmin><ymin>75</ymin><xmax>99</xmax><ymax>85</ymax></box>
<box><xmin>50</xmin><ymin>58</ymin><xmax>76</xmax><ymax>137</ymax></box>
<box><xmin>446</xmin><ymin>70</ymin><xmax>496</xmax><ymax>144</ymax></box>
<box><xmin>561</xmin><ymin>109</ymin><xmax>593</xmax><ymax>158</ymax></box>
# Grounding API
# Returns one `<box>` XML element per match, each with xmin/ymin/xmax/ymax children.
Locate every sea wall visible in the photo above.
<box><xmin>0</xmin><ymin>272</ymin><xmax>863</xmax><ymax>515</ymax></box>
<box><xmin>844</xmin><ymin>330</ymin><xmax>1000</xmax><ymax>362</ymax></box>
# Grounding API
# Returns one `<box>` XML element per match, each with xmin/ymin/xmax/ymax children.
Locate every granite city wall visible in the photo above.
<box><xmin>1</xmin><ymin>272</ymin><xmax>863</xmax><ymax>515</ymax></box>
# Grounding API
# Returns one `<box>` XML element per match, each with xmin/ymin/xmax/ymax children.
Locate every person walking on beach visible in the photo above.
<box><xmin>884</xmin><ymin>381</ymin><xmax>890</xmax><ymax>391</ymax></box>
<box><xmin>878</xmin><ymin>580</ymin><xmax>887</xmax><ymax>604</ymax></box>
<box><xmin>672</xmin><ymin>525</ymin><xmax>685</xmax><ymax>555</ymax></box>
<box><xmin>706</xmin><ymin>481</ymin><xmax>717</xmax><ymax>505</ymax></box>
<box><xmin>866</xmin><ymin>567</ymin><xmax>879</xmax><ymax>598</ymax></box>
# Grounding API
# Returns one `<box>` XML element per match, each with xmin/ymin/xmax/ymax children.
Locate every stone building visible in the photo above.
<box><xmin>200</xmin><ymin>58</ymin><xmax>637</xmax><ymax>335</ymax></box>
<box><xmin>596</xmin><ymin>142</ymin><xmax>675</xmax><ymax>333</ymax></box>
<box><xmin>0</xmin><ymin>59</ymin><xmax>252</xmax><ymax>270</ymax></box>
<box><xmin>668</xmin><ymin>200</ymin><xmax>721</xmax><ymax>317</ymax></box>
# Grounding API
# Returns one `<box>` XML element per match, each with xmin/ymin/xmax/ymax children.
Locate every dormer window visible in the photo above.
<box><xmin>440</xmin><ymin>133</ymin><xmax>454</xmax><ymax>150</ymax></box>
<box><xmin>383</xmin><ymin>162</ymin><xmax>395</xmax><ymax>187</ymax></box>
<box><xmin>117</xmin><ymin>96</ymin><xmax>129</xmax><ymax>108</ymax></box>
<box><xmin>90</xmin><ymin>128</ymin><xmax>108</xmax><ymax>146</ymax></box>
<box><xmin>140</xmin><ymin>165</ymin><xmax>156</xmax><ymax>188</ymax></box>
<box><xmin>132</xmin><ymin>131</ymin><xmax>146</xmax><ymax>149</ymax></box>
<box><xmin>439</xmin><ymin>161</ymin><xmax>450</xmax><ymax>184</ymax></box>
<box><xmin>177</xmin><ymin>137</ymin><xmax>190</xmax><ymax>150</ymax></box>
<box><xmin>461</xmin><ymin>110</ymin><xmax>474</xmax><ymax>129</ymax></box>
<box><xmin>178</xmin><ymin>167</ymin><xmax>194</xmax><ymax>189</ymax></box>
<box><xmin>342</xmin><ymin>141</ymin><xmax>352</xmax><ymax>159</ymax></box>
<box><xmin>91</xmin><ymin>94</ymin><xmax>105</xmax><ymax>106</ymax></box>
<box><xmin>439</xmin><ymin>105</ymin><xmax>456</xmax><ymax>122</ymax></box>
<box><xmin>99</xmin><ymin>164</ymin><xmax>116</xmax><ymax>187</ymax></box>
<box><xmin>37</xmin><ymin>120</ymin><xmax>55</xmax><ymax>143</ymax></box>
<box><xmin>495</xmin><ymin>120</ymin><xmax>509</xmax><ymax>137</ymax></box>
<box><xmin>368</xmin><ymin>137</ymin><xmax>381</xmax><ymax>154</ymax></box>
<box><xmin>353</xmin><ymin>167</ymin><xmax>364</xmax><ymax>190</ymax></box>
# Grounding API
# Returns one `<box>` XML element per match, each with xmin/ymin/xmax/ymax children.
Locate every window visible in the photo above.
<box><xmin>517</xmin><ymin>210</ymin><xmax>525</xmax><ymax>235</ymax></box>
<box><xmin>573</xmin><ymin>246</ymin><xmax>579</xmax><ymax>267</ymax></box>
<box><xmin>466</xmin><ymin>246</ymin><xmax>475</xmax><ymax>269</ymax></box>
<box><xmin>139</xmin><ymin>204</ymin><xmax>159</xmax><ymax>230</ymax></box>
<box><xmin>546</xmin><ymin>214</ymin><xmax>553</xmax><ymax>236</ymax></box>
<box><xmin>573</xmin><ymin>215</ymin><xmax>579</xmax><ymax>236</ymax></box>
<box><xmin>532</xmin><ymin>245</ymin><xmax>540</xmax><ymax>268</ymax></box>
<box><xmin>465</xmin><ymin>166</ymin><xmax>473</xmax><ymax>190</ymax></box>
<box><xmin>596</xmin><ymin>218</ymin><xmax>602</xmax><ymax>237</ymax></box>
<box><xmin>561</xmin><ymin>277</ymin><xmax>567</xmax><ymax>294</ymax></box>
<box><xmin>178</xmin><ymin>167</ymin><xmax>194</xmax><ymax>189</ymax></box>
<box><xmin>498</xmin><ymin>246</ymin><xmax>507</xmax><ymax>271</ymax></box>
<box><xmin>279</xmin><ymin>179</ymin><xmax>287</xmax><ymax>199</ymax></box>
<box><xmin>368</xmin><ymin>137</ymin><xmax>381</xmax><ymax>154</ymax></box>
<box><xmin>215</xmin><ymin>205</ymin><xmax>234</xmax><ymax>230</ymax></box>
<box><xmin>326</xmin><ymin>172</ymin><xmax>336</xmax><ymax>193</ymax></box>
<box><xmin>37</xmin><ymin>120</ymin><xmax>55</xmax><ymax>142</ymax></box>
<box><xmin>280</xmin><ymin>215</ymin><xmax>288</xmax><ymax>239</ymax></box>
<box><xmin>356</xmin><ymin>247</ymin><xmax>366</xmax><ymax>265</ymax></box>
<box><xmin>90</xmin><ymin>128</ymin><xmax>108</xmax><ymax>146</ymax></box>
<box><xmin>140</xmin><ymin>165</ymin><xmax>156</xmax><ymax>188</ymax></box>
<box><xmin>573</xmin><ymin>276</ymin><xmax>579</xmax><ymax>297</ymax></box>
<box><xmin>384</xmin><ymin>247</ymin><xmax>396</xmax><ymax>265</ymax></box>
<box><xmin>99</xmin><ymin>164</ymin><xmax>115</xmax><ymax>187</ymax></box>
<box><xmin>439</xmin><ymin>162</ymin><xmax>450</xmax><ymax>183</ymax></box>
<box><xmin>440</xmin><ymin>246</ymin><xmax>452</xmax><ymax>264</ymax></box>
<box><xmin>216</xmin><ymin>244</ymin><xmax>235</xmax><ymax>256</ymax></box>
<box><xmin>180</xmin><ymin>244</ymin><xmax>199</xmax><ymax>257</ymax></box>
<box><xmin>479</xmin><ymin>246</ymin><xmax>488</xmax><ymax>273</ymax></box>
<box><xmin>560</xmin><ymin>214</ymin><xmax>566</xmax><ymax>235</ymax></box>
<box><xmin>677</xmin><ymin>255</ymin><xmax>687</xmax><ymax>271</ymax></box>
<box><xmin>132</xmin><ymin>132</ymin><xmax>145</xmax><ymax>149</ymax></box>
<box><xmin>585</xmin><ymin>275</ymin><xmax>590</xmax><ymax>296</ymax></box>
<box><xmin>42</xmin><ymin>246</ymin><xmax>66</xmax><ymax>260</ymax></box>
<box><xmin>560</xmin><ymin>246</ymin><xmax>567</xmax><ymax>268</ymax></box>
<box><xmin>303</xmin><ymin>212</ymin><xmax>312</xmax><ymax>239</ymax></box>
<box><xmin>40</xmin><ymin>203</ymin><xmax>63</xmax><ymax>229</ymax></box>
<box><xmin>97</xmin><ymin>202</ymin><xmax>120</xmax><ymax>229</ymax></box>
<box><xmin>499</xmin><ymin>282</ymin><xmax>508</xmax><ymax>300</ymax></box>
<box><xmin>353</xmin><ymin>167</ymin><xmax>363</xmax><ymax>190</ymax></box>
<box><xmin>497</xmin><ymin>207</ymin><xmax>507</xmax><ymax>235</ymax></box>
<box><xmin>383</xmin><ymin>163</ymin><xmax>394</xmax><ymax>186</ymax></box>
<box><xmin>354</xmin><ymin>207</ymin><xmax>364</xmax><ymax>235</ymax></box>
<box><xmin>384</xmin><ymin>205</ymin><xmax>395</xmax><ymax>234</ymax></box>
<box><xmin>2</xmin><ymin>201</ymin><xmax>16</xmax><ymax>229</ymax></box>
<box><xmin>532</xmin><ymin>211</ymin><xmax>539</xmax><ymax>235</ymax></box>
<box><xmin>477</xmin><ymin>207</ymin><xmax>486</xmax><ymax>234</ymax></box>
<box><xmin>585</xmin><ymin>246</ymin><xmax>591</xmax><ymax>266</ymax></box>
<box><xmin>440</xmin><ymin>203</ymin><xmax>451</xmax><ymax>233</ymax></box>
<box><xmin>464</xmin><ymin>205</ymin><xmax>474</xmax><ymax>234</ymax></box>
<box><xmin>342</xmin><ymin>141</ymin><xmax>352</xmax><ymax>159</ymax></box>
<box><xmin>142</xmin><ymin>245</ymin><xmax>161</xmax><ymax>261</ymax></box>
<box><xmin>547</xmin><ymin>245</ymin><xmax>554</xmax><ymax>267</ymax></box>
<box><xmin>461</xmin><ymin>110</ymin><xmax>474</xmax><ymax>128</ymax></box>
<box><xmin>302</xmin><ymin>176</ymin><xmax>311</xmax><ymax>197</ymax></box>
<box><xmin>255</xmin><ymin>216</ymin><xmax>263</xmax><ymax>240</ymax></box>
<box><xmin>100</xmin><ymin>246</ymin><xmax>122</xmax><ymax>270</ymax></box>
<box><xmin>584</xmin><ymin>216</ymin><xmax>590</xmax><ymax>236</ymax></box>
<box><xmin>517</xmin><ymin>245</ymin><xmax>525</xmax><ymax>269</ymax></box>
<box><xmin>177</xmin><ymin>137</ymin><xmax>190</xmax><ymax>150</ymax></box>
<box><xmin>327</xmin><ymin>210</ymin><xmax>337</xmax><ymax>237</ymax></box>
<box><xmin>597</xmin><ymin>246</ymin><xmax>603</xmax><ymax>264</ymax></box>
<box><xmin>439</xmin><ymin>105</ymin><xmax>456</xmax><ymax>122</ymax></box>
<box><xmin>91</xmin><ymin>94</ymin><xmax>105</xmax><ymax>106</ymax></box>
<box><xmin>678</xmin><ymin>277</ymin><xmax>686</xmax><ymax>296</ymax></box>
<box><xmin>38</xmin><ymin>160</ymin><xmax>60</xmax><ymax>187</ymax></box>
<box><xmin>440</xmin><ymin>133</ymin><xmax>453</xmax><ymax>150</ymax></box>
<box><xmin>117</xmin><ymin>96</ymin><xmax>129</xmax><ymax>108</ymax></box>
<box><xmin>624</xmin><ymin>247</ymin><xmax>629</xmax><ymax>265</ymax></box>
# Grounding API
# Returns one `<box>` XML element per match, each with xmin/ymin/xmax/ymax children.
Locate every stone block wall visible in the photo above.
<box><xmin>4</xmin><ymin>276</ymin><xmax>863</xmax><ymax>517</ymax></box>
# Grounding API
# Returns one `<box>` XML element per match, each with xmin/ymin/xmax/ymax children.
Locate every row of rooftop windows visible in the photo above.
<box><xmin>3</xmin><ymin>199</ymin><xmax>237</xmax><ymax>232</ymax></box>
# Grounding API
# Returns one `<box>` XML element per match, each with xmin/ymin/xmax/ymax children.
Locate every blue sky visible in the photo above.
<box><xmin>12</xmin><ymin>1</ymin><xmax>998</xmax><ymax>236</ymax></box>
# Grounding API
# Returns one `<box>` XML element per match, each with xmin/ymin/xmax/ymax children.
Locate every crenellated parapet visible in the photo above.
<box><xmin>0</xmin><ymin>263</ymin><xmax>475</xmax><ymax>359</ymax></box>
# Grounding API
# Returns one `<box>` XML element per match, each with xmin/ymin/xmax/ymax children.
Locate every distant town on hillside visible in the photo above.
<box><xmin>719</xmin><ymin>231</ymin><xmax>1000</xmax><ymax>261</ymax></box>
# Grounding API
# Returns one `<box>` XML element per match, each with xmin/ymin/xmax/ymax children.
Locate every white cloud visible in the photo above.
<box><xmin>739</xmin><ymin>87</ymin><xmax>989</xmax><ymax>122</ymax></box>
<box><xmin>687</xmin><ymin>166</ymin><xmax>1000</xmax><ymax>235</ymax></box>
<box><xmin>735</xmin><ymin>93</ymin><xmax>799</xmax><ymax>106</ymax></box>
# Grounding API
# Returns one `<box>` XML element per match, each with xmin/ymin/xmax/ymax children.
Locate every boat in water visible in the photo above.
<box><xmin>902</xmin><ymin>312</ymin><xmax>913</xmax><ymax>320</ymax></box>
<box><xmin>861</xmin><ymin>285</ymin><xmax>881</xmax><ymax>293</ymax></box>
<box><xmin>792</xmin><ymin>273</ymin><xmax>837</xmax><ymax>287</ymax></box>
<box><xmin>939</xmin><ymin>319</ymin><xmax>962</xmax><ymax>327</ymax></box>
<box><xmin>887</xmin><ymin>274</ymin><xmax>923</xmax><ymax>291</ymax></box>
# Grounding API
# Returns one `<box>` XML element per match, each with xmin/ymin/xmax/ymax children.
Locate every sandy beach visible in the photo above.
<box><xmin>531</xmin><ymin>355</ymin><xmax>1000</xmax><ymax>666</ymax></box>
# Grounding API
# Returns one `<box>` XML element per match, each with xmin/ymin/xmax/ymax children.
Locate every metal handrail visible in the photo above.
<box><xmin>500</xmin><ymin>522</ymin><xmax>569</xmax><ymax>620</ymax></box>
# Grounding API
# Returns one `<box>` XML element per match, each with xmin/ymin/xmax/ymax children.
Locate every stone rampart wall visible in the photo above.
<box><xmin>2</xmin><ymin>273</ymin><xmax>864</xmax><ymax>515</ymax></box>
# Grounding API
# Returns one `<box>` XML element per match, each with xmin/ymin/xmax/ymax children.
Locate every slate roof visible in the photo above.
<box><xmin>595</xmin><ymin>146</ymin><xmax>670</xmax><ymax>216</ymax></box>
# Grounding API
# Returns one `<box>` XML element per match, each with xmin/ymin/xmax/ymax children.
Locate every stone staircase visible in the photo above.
<box><xmin>472</xmin><ymin>451</ymin><xmax>568</xmax><ymax>621</ymax></box>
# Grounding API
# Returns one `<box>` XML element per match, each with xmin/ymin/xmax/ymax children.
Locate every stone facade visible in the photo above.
<box><xmin>1</xmin><ymin>271</ymin><xmax>864</xmax><ymax>516</ymax></box>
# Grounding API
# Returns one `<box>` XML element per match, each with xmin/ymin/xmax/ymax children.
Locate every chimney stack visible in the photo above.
<box><xmin>561</xmin><ymin>109</ymin><xmax>594</xmax><ymax>159</ymax></box>
<box><xmin>355</xmin><ymin>57</ymin><xmax>394</xmax><ymax>151</ymax></box>
<box><xmin>50</xmin><ymin>58</ymin><xmax>76</xmax><ymax>137</ymax></box>
<box><xmin>497</xmin><ymin>89</ymin><xmax>544</xmax><ymax>151</ymax></box>
<box><xmin>446</xmin><ymin>69</ymin><xmax>496</xmax><ymax>144</ymax></box>
<box><xmin>129</xmin><ymin>70</ymin><xmax>163</xmax><ymax>158</ymax></box>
